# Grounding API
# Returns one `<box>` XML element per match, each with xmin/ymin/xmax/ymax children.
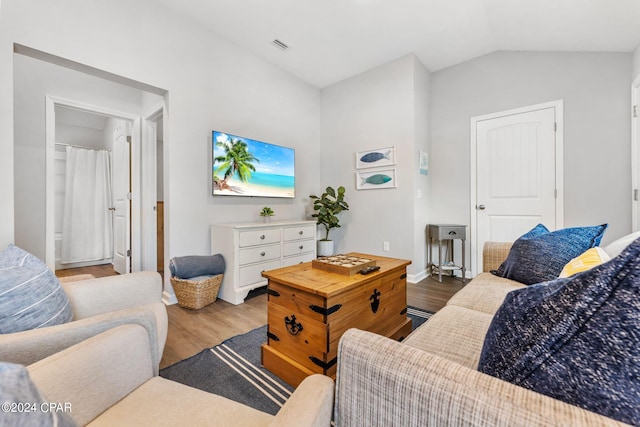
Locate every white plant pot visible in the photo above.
<box><xmin>317</xmin><ymin>240</ymin><xmax>334</xmax><ymax>257</ymax></box>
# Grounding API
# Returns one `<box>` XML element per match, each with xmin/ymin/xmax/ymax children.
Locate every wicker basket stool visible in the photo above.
<box><xmin>170</xmin><ymin>274</ymin><xmax>223</xmax><ymax>310</ymax></box>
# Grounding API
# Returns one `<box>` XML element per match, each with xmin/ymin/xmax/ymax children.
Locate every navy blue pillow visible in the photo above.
<box><xmin>478</xmin><ymin>237</ymin><xmax>640</xmax><ymax>425</ymax></box>
<box><xmin>492</xmin><ymin>223</ymin><xmax>608</xmax><ymax>285</ymax></box>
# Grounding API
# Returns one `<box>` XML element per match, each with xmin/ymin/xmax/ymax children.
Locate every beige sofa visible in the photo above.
<box><xmin>27</xmin><ymin>324</ymin><xmax>334</xmax><ymax>426</ymax></box>
<box><xmin>0</xmin><ymin>271</ymin><xmax>167</xmax><ymax>374</ymax></box>
<box><xmin>334</xmin><ymin>243</ymin><xmax>630</xmax><ymax>427</ymax></box>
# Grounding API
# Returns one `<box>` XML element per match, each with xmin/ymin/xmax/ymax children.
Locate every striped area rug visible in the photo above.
<box><xmin>160</xmin><ymin>306</ymin><xmax>434</xmax><ymax>415</ymax></box>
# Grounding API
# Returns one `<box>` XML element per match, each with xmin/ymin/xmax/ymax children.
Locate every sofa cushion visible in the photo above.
<box><xmin>404</xmin><ymin>305</ymin><xmax>494</xmax><ymax>369</ymax></box>
<box><xmin>478</xmin><ymin>237</ymin><xmax>640</xmax><ymax>426</ymax></box>
<box><xmin>0</xmin><ymin>362</ymin><xmax>77</xmax><ymax>426</ymax></box>
<box><xmin>558</xmin><ymin>247</ymin><xmax>610</xmax><ymax>278</ymax></box>
<box><xmin>93</xmin><ymin>377</ymin><xmax>274</xmax><ymax>426</ymax></box>
<box><xmin>0</xmin><ymin>244</ymin><xmax>73</xmax><ymax>333</ymax></box>
<box><xmin>446</xmin><ymin>272</ymin><xmax>525</xmax><ymax>314</ymax></box>
<box><xmin>492</xmin><ymin>223</ymin><xmax>607</xmax><ymax>285</ymax></box>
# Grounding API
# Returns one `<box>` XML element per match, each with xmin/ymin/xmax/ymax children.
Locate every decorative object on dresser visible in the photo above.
<box><xmin>261</xmin><ymin>253</ymin><xmax>412</xmax><ymax>387</ymax></box>
<box><xmin>309</xmin><ymin>185</ymin><xmax>349</xmax><ymax>256</ymax></box>
<box><xmin>211</xmin><ymin>220</ymin><xmax>317</xmax><ymax>305</ymax></box>
<box><xmin>259</xmin><ymin>206</ymin><xmax>275</xmax><ymax>223</ymax></box>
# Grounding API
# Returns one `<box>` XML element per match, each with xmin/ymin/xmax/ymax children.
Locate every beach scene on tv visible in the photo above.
<box><xmin>212</xmin><ymin>131</ymin><xmax>295</xmax><ymax>198</ymax></box>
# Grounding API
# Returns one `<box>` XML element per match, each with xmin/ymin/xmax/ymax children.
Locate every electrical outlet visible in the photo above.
<box><xmin>383</xmin><ymin>241</ymin><xmax>390</xmax><ymax>251</ymax></box>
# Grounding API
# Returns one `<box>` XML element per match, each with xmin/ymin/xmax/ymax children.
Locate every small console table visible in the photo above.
<box><xmin>427</xmin><ymin>224</ymin><xmax>466</xmax><ymax>283</ymax></box>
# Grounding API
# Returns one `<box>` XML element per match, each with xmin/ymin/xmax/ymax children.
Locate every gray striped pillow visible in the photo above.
<box><xmin>0</xmin><ymin>245</ymin><xmax>73</xmax><ymax>334</ymax></box>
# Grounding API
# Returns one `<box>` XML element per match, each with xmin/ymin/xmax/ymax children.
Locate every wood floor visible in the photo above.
<box><xmin>55</xmin><ymin>264</ymin><xmax>119</xmax><ymax>278</ymax></box>
<box><xmin>55</xmin><ymin>265</ymin><xmax>465</xmax><ymax>369</ymax></box>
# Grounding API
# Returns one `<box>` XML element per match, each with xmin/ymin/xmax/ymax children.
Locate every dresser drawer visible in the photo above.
<box><xmin>239</xmin><ymin>229</ymin><xmax>281</xmax><ymax>247</ymax></box>
<box><xmin>431</xmin><ymin>225</ymin><xmax>466</xmax><ymax>240</ymax></box>
<box><xmin>238</xmin><ymin>244</ymin><xmax>281</xmax><ymax>265</ymax></box>
<box><xmin>282</xmin><ymin>252</ymin><xmax>315</xmax><ymax>267</ymax></box>
<box><xmin>283</xmin><ymin>240</ymin><xmax>314</xmax><ymax>257</ymax></box>
<box><xmin>283</xmin><ymin>225</ymin><xmax>315</xmax><ymax>242</ymax></box>
<box><xmin>238</xmin><ymin>260</ymin><xmax>282</xmax><ymax>288</ymax></box>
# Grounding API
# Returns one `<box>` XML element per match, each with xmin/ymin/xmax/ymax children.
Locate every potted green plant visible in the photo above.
<box><xmin>259</xmin><ymin>206</ymin><xmax>275</xmax><ymax>223</ymax></box>
<box><xmin>310</xmin><ymin>186</ymin><xmax>349</xmax><ymax>256</ymax></box>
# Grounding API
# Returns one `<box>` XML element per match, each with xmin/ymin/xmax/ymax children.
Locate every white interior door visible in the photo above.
<box><xmin>473</xmin><ymin>103</ymin><xmax>562</xmax><ymax>274</ymax></box>
<box><xmin>113</xmin><ymin>122</ymin><xmax>131</xmax><ymax>274</ymax></box>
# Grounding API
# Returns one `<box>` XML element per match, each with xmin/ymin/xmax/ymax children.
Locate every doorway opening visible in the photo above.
<box><xmin>52</xmin><ymin>105</ymin><xmax>132</xmax><ymax>274</ymax></box>
<box><xmin>12</xmin><ymin>45</ymin><xmax>167</xmax><ymax>279</ymax></box>
<box><xmin>141</xmin><ymin>105</ymin><xmax>166</xmax><ymax>276</ymax></box>
<box><xmin>45</xmin><ymin>97</ymin><xmax>139</xmax><ymax>275</ymax></box>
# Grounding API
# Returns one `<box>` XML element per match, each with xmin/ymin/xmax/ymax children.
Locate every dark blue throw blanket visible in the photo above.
<box><xmin>479</xmin><ymin>237</ymin><xmax>640</xmax><ymax>425</ymax></box>
<box><xmin>169</xmin><ymin>254</ymin><xmax>225</xmax><ymax>279</ymax></box>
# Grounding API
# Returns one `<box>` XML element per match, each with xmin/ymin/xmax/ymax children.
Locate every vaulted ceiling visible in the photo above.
<box><xmin>155</xmin><ymin>0</ymin><xmax>640</xmax><ymax>88</ymax></box>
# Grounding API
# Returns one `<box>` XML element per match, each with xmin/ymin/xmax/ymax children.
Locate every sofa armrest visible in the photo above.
<box><xmin>270</xmin><ymin>374</ymin><xmax>334</xmax><ymax>427</ymax></box>
<box><xmin>0</xmin><ymin>304</ymin><xmax>166</xmax><ymax>374</ymax></box>
<box><xmin>335</xmin><ymin>329</ymin><xmax>625</xmax><ymax>427</ymax></box>
<box><xmin>482</xmin><ymin>242</ymin><xmax>512</xmax><ymax>272</ymax></box>
<box><xmin>28</xmin><ymin>324</ymin><xmax>154</xmax><ymax>427</ymax></box>
<box><xmin>62</xmin><ymin>271</ymin><xmax>163</xmax><ymax>319</ymax></box>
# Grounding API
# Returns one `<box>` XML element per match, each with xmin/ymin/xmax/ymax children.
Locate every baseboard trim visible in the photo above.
<box><xmin>407</xmin><ymin>270</ymin><xmax>427</xmax><ymax>284</ymax></box>
<box><xmin>163</xmin><ymin>290</ymin><xmax>178</xmax><ymax>305</ymax></box>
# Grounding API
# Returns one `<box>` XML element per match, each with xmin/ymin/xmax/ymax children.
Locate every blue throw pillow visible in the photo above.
<box><xmin>0</xmin><ymin>362</ymin><xmax>77</xmax><ymax>426</ymax></box>
<box><xmin>492</xmin><ymin>223</ymin><xmax>608</xmax><ymax>285</ymax></box>
<box><xmin>0</xmin><ymin>245</ymin><xmax>73</xmax><ymax>333</ymax></box>
<box><xmin>478</xmin><ymin>237</ymin><xmax>640</xmax><ymax>425</ymax></box>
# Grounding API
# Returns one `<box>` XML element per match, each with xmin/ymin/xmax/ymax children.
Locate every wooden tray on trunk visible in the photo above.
<box><xmin>312</xmin><ymin>254</ymin><xmax>376</xmax><ymax>276</ymax></box>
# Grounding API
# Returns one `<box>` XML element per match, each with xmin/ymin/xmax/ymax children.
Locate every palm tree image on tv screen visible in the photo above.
<box><xmin>212</xmin><ymin>131</ymin><xmax>295</xmax><ymax>198</ymax></box>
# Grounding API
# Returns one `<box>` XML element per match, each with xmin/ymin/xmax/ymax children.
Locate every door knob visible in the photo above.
<box><xmin>476</xmin><ymin>204</ymin><xmax>486</xmax><ymax>210</ymax></box>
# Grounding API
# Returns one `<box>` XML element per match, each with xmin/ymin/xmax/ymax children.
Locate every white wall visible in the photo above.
<box><xmin>320</xmin><ymin>55</ymin><xmax>430</xmax><ymax>277</ymax></box>
<box><xmin>56</xmin><ymin>124</ymin><xmax>103</xmax><ymax>148</ymax></box>
<box><xmin>430</xmin><ymin>51</ymin><xmax>632</xmax><ymax>259</ymax></box>
<box><xmin>633</xmin><ymin>44</ymin><xmax>640</xmax><ymax>79</ymax></box>
<box><xmin>1</xmin><ymin>0</ymin><xmax>321</xmax><ymax>284</ymax></box>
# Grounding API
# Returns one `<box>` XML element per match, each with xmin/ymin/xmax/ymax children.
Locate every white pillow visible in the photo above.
<box><xmin>603</xmin><ymin>231</ymin><xmax>640</xmax><ymax>258</ymax></box>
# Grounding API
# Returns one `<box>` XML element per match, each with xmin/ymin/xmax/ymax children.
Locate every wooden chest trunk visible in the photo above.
<box><xmin>261</xmin><ymin>253</ymin><xmax>412</xmax><ymax>387</ymax></box>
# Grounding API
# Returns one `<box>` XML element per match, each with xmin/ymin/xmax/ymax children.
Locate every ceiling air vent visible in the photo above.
<box><xmin>272</xmin><ymin>39</ymin><xmax>289</xmax><ymax>51</ymax></box>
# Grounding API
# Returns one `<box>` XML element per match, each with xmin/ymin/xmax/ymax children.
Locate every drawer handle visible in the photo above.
<box><xmin>298</xmin><ymin>230</ymin><xmax>304</xmax><ymax>235</ymax></box>
<box><xmin>284</xmin><ymin>315</ymin><xmax>303</xmax><ymax>335</ymax></box>
<box><xmin>299</xmin><ymin>245</ymin><xmax>304</xmax><ymax>250</ymax></box>
<box><xmin>448</xmin><ymin>231</ymin><xmax>457</xmax><ymax>235</ymax></box>
<box><xmin>260</xmin><ymin>251</ymin><xmax>266</xmax><ymax>256</ymax></box>
<box><xmin>260</xmin><ymin>234</ymin><xmax>266</xmax><ymax>240</ymax></box>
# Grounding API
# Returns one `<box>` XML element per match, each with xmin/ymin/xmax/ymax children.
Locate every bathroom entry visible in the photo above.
<box><xmin>52</xmin><ymin>105</ymin><xmax>132</xmax><ymax>273</ymax></box>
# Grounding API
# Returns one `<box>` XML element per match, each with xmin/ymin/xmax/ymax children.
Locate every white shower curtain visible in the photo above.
<box><xmin>61</xmin><ymin>146</ymin><xmax>114</xmax><ymax>264</ymax></box>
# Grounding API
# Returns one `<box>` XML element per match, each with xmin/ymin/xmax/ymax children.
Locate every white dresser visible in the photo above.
<box><xmin>211</xmin><ymin>220</ymin><xmax>317</xmax><ymax>304</ymax></box>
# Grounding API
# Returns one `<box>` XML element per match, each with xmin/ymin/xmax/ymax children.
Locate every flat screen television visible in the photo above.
<box><xmin>212</xmin><ymin>131</ymin><xmax>295</xmax><ymax>198</ymax></box>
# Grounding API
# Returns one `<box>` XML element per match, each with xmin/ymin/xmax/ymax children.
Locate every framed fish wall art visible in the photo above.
<box><xmin>355</xmin><ymin>146</ymin><xmax>395</xmax><ymax>169</ymax></box>
<box><xmin>356</xmin><ymin>168</ymin><xmax>397</xmax><ymax>190</ymax></box>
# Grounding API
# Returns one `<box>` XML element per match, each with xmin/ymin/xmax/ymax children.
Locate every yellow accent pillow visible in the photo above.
<box><xmin>559</xmin><ymin>247</ymin><xmax>610</xmax><ymax>278</ymax></box>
